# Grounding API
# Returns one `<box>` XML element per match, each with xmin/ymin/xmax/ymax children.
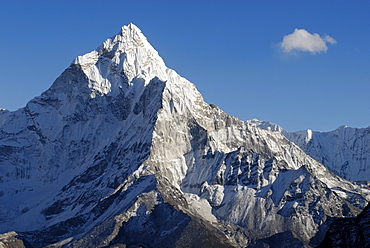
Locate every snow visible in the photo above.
<box><xmin>183</xmin><ymin>193</ymin><xmax>217</xmax><ymax>223</ymax></box>
<box><xmin>249</xmin><ymin>119</ymin><xmax>370</xmax><ymax>181</ymax></box>
<box><xmin>73</xmin><ymin>51</ymin><xmax>99</xmax><ymax>69</ymax></box>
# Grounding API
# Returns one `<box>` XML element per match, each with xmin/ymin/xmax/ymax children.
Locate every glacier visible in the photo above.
<box><xmin>0</xmin><ymin>23</ymin><xmax>370</xmax><ymax>247</ymax></box>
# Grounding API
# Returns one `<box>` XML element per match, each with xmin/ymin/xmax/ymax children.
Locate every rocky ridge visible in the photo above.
<box><xmin>247</xmin><ymin>119</ymin><xmax>370</xmax><ymax>182</ymax></box>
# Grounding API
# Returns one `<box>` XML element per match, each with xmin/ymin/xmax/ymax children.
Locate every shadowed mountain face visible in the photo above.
<box><xmin>1</xmin><ymin>24</ymin><xmax>370</xmax><ymax>248</ymax></box>
<box><xmin>318</xmin><ymin>203</ymin><xmax>370</xmax><ymax>248</ymax></box>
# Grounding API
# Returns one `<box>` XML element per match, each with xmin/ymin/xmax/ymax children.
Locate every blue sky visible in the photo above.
<box><xmin>1</xmin><ymin>1</ymin><xmax>369</xmax><ymax>132</ymax></box>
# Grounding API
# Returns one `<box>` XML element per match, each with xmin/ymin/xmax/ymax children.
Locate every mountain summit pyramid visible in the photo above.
<box><xmin>1</xmin><ymin>24</ymin><xmax>370</xmax><ymax>247</ymax></box>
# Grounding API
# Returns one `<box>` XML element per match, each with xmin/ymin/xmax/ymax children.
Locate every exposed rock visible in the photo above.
<box><xmin>0</xmin><ymin>232</ymin><xmax>26</xmax><ymax>248</ymax></box>
<box><xmin>318</xmin><ymin>203</ymin><xmax>370</xmax><ymax>247</ymax></box>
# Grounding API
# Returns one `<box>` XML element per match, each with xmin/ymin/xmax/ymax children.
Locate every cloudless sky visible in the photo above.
<box><xmin>0</xmin><ymin>1</ymin><xmax>369</xmax><ymax>132</ymax></box>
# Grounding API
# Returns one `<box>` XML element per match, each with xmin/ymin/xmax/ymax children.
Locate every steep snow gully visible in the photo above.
<box><xmin>1</xmin><ymin>24</ymin><xmax>370</xmax><ymax>247</ymax></box>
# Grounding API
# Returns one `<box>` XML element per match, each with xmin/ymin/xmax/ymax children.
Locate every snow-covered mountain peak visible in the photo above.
<box><xmin>95</xmin><ymin>23</ymin><xmax>158</xmax><ymax>58</ymax></box>
<box><xmin>118</xmin><ymin>23</ymin><xmax>148</xmax><ymax>46</ymax></box>
<box><xmin>71</xmin><ymin>23</ymin><xmax>168</xmax><ymax>98</ymax></box>
<box><xmin>2</xmin><ymin>24</ymin><xmax>370</xmax><ymax>247</ymax></box>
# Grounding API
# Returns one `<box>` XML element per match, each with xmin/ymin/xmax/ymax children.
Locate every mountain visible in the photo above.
<box><xmin>247</xmin><ymin>119</ymin><xmax>370</xmax><ymax>182</ymax></box>
<box><xmin>1</xmin><ymin>24</ymin><xmax>370</xmax><ymax>247</ymax></box>
<box><xmin>317</xmin><ymin>202</ymin><xmax>370</xmax><ymax>247</ymax></box>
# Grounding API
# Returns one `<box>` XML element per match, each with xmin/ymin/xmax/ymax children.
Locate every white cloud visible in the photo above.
<box><xmin>323</xmin><ymin>34</ymin><xmax>337</xmax><ymax>45</ymax></box>
<box><xmin>280</xmin><ymin>29</ymin><xmax>337</xmax><ymax>54</ymax></box>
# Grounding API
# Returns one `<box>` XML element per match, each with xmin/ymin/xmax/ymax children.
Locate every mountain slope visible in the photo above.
<box><xmin>247</xmin><ymin>119</ymin><xmax>370</xmax><ymax>181</ymax></box>
<box><xmin>1</xmin><ymin>24</ymin><xmax>370</xmax><ymax>247</ymax></box>
<box><xmin>318</xmin><ymin>203</ymin><xmax>370</xmax><ymax>247</ymax></box>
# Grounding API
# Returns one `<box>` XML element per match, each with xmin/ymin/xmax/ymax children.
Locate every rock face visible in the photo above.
<box><xmin>247</xmin><ymin>119</ymin><xmax>370</xmax><ymax>182</ymax></box>
<box><xmin>0</xmin><ymin>232</ymin><xmax>26</xmax><ymax>248</ymax></box>
<box><xmin>0</xmin><ymin>24</ymin><xmax>370</xmax><ymax>247</ymax></box>
<box><xmin>318</xmin><ymin>203</ymin><xmax>370</xmax><ymax>247</ymax></box>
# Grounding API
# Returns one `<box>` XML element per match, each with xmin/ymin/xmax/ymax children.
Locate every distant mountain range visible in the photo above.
<box><xmin>247</xmin><ymin>119</ymin><xmax>370</xmax><ymax>182</ymax></box>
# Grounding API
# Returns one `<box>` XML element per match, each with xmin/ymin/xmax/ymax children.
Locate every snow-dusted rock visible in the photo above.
<box><xmin>0</xmin><ymin>24</ymin><xmax>369</xmax><ymax>247</ymax></box>
<box><xmin>248</xmin><ymin>120</ymin><xmax>370</xmax><ymax>182</ymax></box>
<box><xmin>0</xmin><ymin>231</ymin><xmax>26</xmax><ymax>248</ymax></box>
